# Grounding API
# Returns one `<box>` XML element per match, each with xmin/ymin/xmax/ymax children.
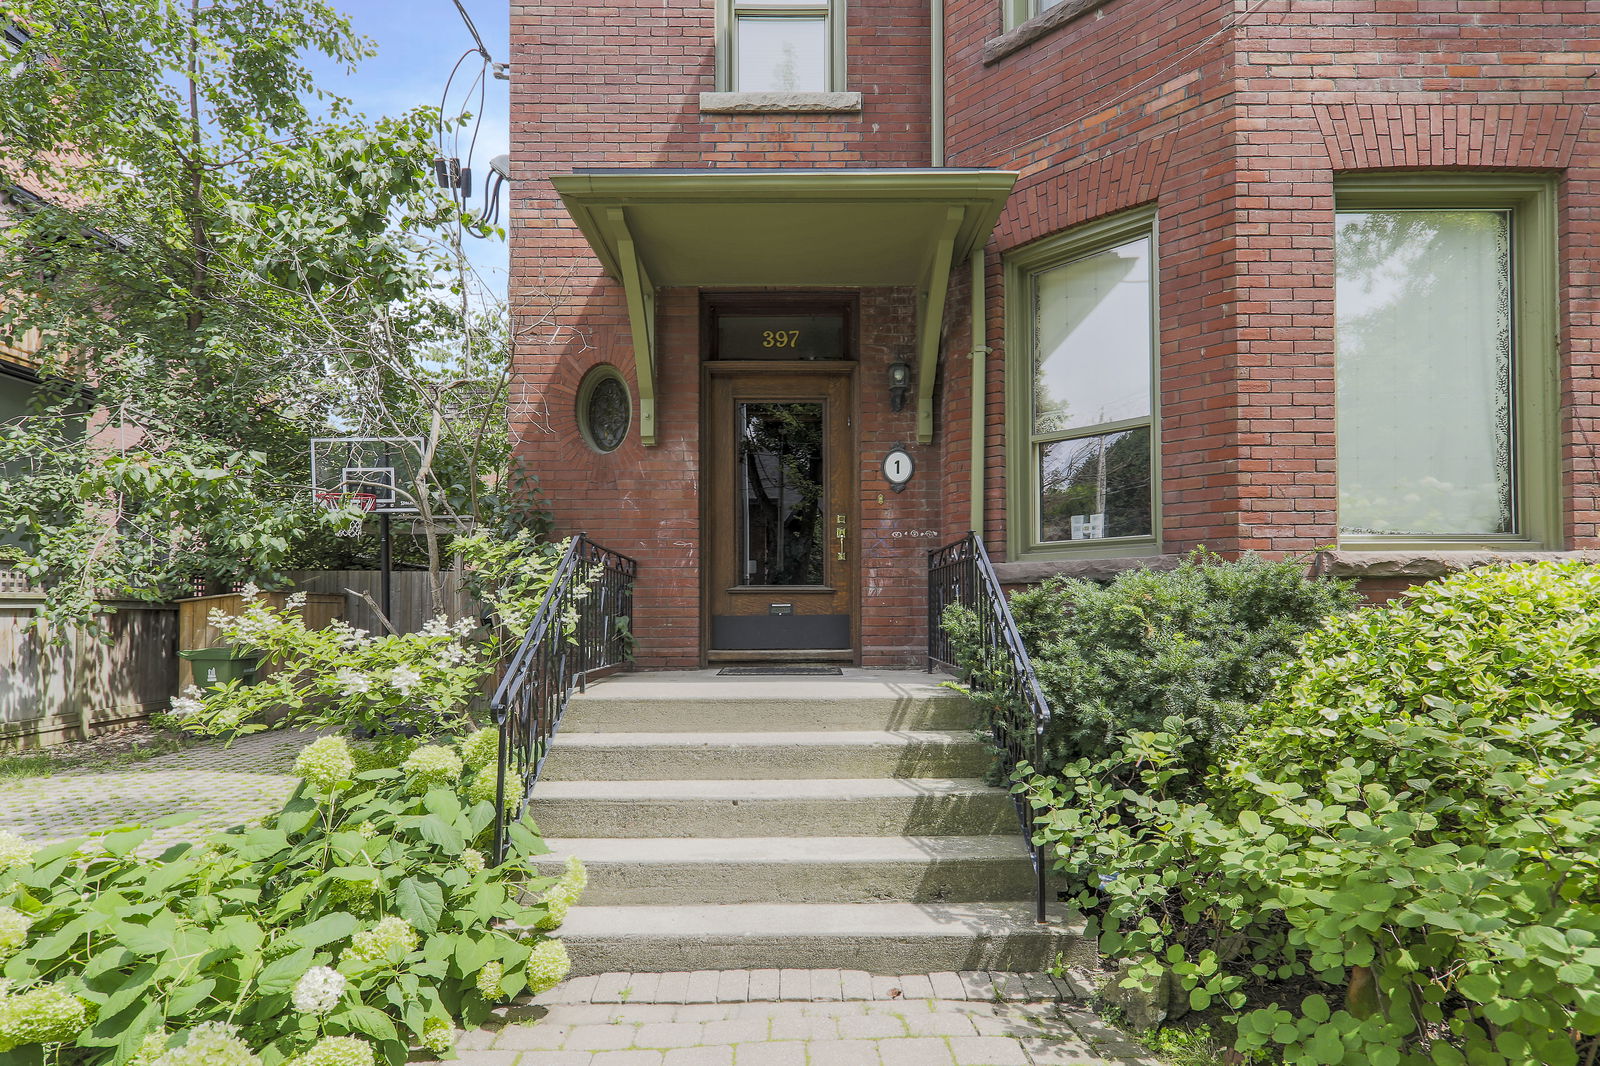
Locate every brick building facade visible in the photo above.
<box><xmin>510</xmin><ymin>0</ymin><xmax>1600</xmax><ymax>668</ymax></box>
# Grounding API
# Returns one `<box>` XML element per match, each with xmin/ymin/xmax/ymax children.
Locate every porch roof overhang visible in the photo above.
<box><xmin>552</xmin><ymin>168</ymin><xmax>1018</xmax><ymax>445</ymax></box>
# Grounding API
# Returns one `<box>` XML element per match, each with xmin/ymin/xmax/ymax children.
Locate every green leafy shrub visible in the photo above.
<box><xmin>170</xmin><ymin>591</ymin><xmax>492</xmax><ymax>746</ymax></box>
<box><xmin>1020</xmin><ymin>561</ymin><xmax>1600</xmax><ymax>1066</ymax></box>
<box><xmin>0</xmin><ymin>731</ymin><xmax>579</xmax><ymax>1065</ymax></box>
<box><xmin>947</xmin><ymin>550</ymin><xmax>1357</xmax><ymax>773</ymax></box>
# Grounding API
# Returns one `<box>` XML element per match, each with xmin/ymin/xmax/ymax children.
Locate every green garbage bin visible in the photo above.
<box><xmin>179</xmin><ymin>647</ymin><xmax>263</xmax><ymax>691</ymax></box>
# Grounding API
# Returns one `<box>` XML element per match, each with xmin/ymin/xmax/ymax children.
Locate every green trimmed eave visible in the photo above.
<box><xmin>552</xmin><ymin>168</ymin><xmax>1019</xmax><ymax>445</ymax></box>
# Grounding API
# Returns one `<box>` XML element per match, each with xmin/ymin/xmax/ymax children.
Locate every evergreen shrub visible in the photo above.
<box><xmin>946</xmin><ymin>550</ymin><xmax>1358</xmax><ymax>773</ymax></box>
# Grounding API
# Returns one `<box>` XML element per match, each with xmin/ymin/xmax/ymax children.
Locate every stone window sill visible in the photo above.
<box><xmin>984</xmin><ymin>0</ymin><xmax>1116</xmax><ymax>65</ymax></box>
<box><xmin>1313</xmin><ymin>548</ymin><xmax>1599</xmax><ymax>579</ymax></box>
<box><xmin>699</xmin><ymin>91</ymin><xmax>863</xmax><ymax>114</ymax></box>
<box><xmin>993</xmin><ymin>553</ymin><xmax>1181</xmax><ymax>585</ymax></box>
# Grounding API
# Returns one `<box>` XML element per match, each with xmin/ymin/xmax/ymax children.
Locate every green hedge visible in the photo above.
<box><xmin>1019</xmin><ymin>561</ymin><xmax>1600</xmax><ymax>1066</ymax></box>
<box><xmin>0</xmin><ymin>731</ymin><xmax>577</xmax><ymax>1065</ymax></box>
<box><xmin>946</xmin><ymin>550</ymin><xmax>1357</xmax><ymax>776</ymax></box>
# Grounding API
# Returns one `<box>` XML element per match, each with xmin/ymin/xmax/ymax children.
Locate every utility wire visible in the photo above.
<box><xmin>450</xmin><ymin>0</ymin><xmax>491</xmax><ymax>61</ymax></box>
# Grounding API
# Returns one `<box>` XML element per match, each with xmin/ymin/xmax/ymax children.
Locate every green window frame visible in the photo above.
<box><xmin>1334</xmin><ymin>174</ymin><xmax>1559</xmax><ymax>551</ymax></box>
<box><xmin>715</xmin><ymin>0</ymin><xmax>847</xmax><ymax>93</ymax></box>
<box><xmin>1003</xmin><ymin>0</ymin><xmax>1064</xmax><ymax>31</ymax></box>
<box><xmin>1005</xmin><ymin>208</ymin><xmax>1161</xmax><ymax>561</ymax></box>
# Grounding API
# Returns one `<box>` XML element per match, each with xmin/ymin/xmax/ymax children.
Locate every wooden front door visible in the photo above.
<box><xmin>704</xmin><ymin>363</ymin><xmax>855</xmax><ymax>658</ymax></box>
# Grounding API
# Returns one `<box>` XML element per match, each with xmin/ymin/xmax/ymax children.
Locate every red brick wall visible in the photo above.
<box><xmin>511</xmin><ymin>0</ymin><xmax>1600</xmax><ymax>666</ymax></box>
<box><xmin>941</xmin><ymin>0</ymin><xmax>1600</xmax><ymax>562</ymax></box>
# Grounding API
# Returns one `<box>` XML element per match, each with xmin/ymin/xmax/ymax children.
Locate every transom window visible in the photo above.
<box><xmin>1007</xmin><ymin>211</ymin><xmax>1159</xmax><ymax>558</ymax></box>
<box><xmin>1333</xmin><ymin>176</ymin><xmax>1558</xmax><ymax>548</ymax></box>
<box><xmin>719</xmin><ymin>0</ymin><xmax>845</xmax><ymax>93</ymax></box>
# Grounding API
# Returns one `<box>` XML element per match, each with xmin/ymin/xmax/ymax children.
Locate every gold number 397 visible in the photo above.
<box><xmin>762</xmin><ymin>330</ymin><xmax>801</xmax><ymax>348</ymax></box>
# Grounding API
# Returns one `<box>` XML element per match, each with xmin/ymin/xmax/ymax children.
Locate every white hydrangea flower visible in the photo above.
<box><xmin>295</xmin><ymin>1035</ymin><xmax>375</xmax><ymax>1066</ymax></box>
<box><xmin>460</xmin><ymin>728</ymin><xmax>500</xmax><ymax>771</ymax></box>
<box><xmin>525</xmin><ymin>938</ymin><xmax>571</xmax><ymax>995</ymax></box>
<box><xmin>169</xmin><ymin>684</ymin><xmax>206</xmax><ymax>719</ymax></box>
<box><xmin>461</xmin><ymin>848</ymin><xmax>485</xmax><ymax>874</ymax></box>
<box><xmin>290</xmin><ymin>965</ymin><xmax>346</xmax><ymax>1015</ymax></box>
<box><xmin>402</xmin><ymin>745</ymin><xmax>463</xmax><ymax>789</ymax></box>
<box><xmin>420</xmin><ymin>615</ymin><xmax>450</xmax><ymax>637</ymax></box>
<box><xmin>335</xmin><ymin>668</ymin><xmax>372</xmax><ymax>697</ymax></box>
<box><xmin>0</xmin><ymin>831</ymin><xmax>35</xmax><ymax>873</ymax></box>
<box><xmin>387</xmin><ymin>665</ymin><xmax>422</xmax><ymax>695</ymax></box>
<box><xmin>341</xmin><ymin>916</ymin><xmax>419</xmax><ymax>966</ymax></box>
<box><xmin>421</xmin><ymin>1016</ymin><xmax>454</xmax><ymax>1054</ymax></box>
<box><xmin>0</xmin><ymin>908</ymin><xmax>31</xmax><ymax>959</ymax></box>
<box><xmin>0</xmin><ymin>982</ymin><xmax>91</xmax><ymax>1053</ymax></box>
<box><xmin>476</xmin><ymin>960</ymin><xmax>504</xmax><ymax>1000</ymax></box>
<box><xmin>293</xmin><ymin>736</ymin><xmax>356</xmax><ymax>793</ymax></box>
<box><xmin>286</xmin><ymin>591</ymin><xmax>307</xmax><ymax>609</ymax></box>
<box><xmin>240</xmin><ymin>582</ymin><xmax>260</xmax><ymax>599</ymax></box>
<box><xmin>149</xmin><ymin>1021</ymin><xmax>260</xmax><ymax>1066</ymax></box>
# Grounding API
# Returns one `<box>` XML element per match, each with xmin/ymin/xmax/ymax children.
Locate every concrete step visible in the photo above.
<box><xmin>561</xmin><ymin>671</ymin><xmax>974</xmax><ymax>733</ymax></box>
<box><xmin>530</xmin><ymin>778</ymin><xmax>1018</xmax><ymax>839</ymax></box>
<box><xmin>557</xmin><ymin>901</ymin><xmax>1093</xmax><ymax>977</ymax></box>
<box><xmin>535</xmin><ymin>835</ymin><xmax>1037</xmax><ymax>905</ymax></box>
<box><xmin>540</xmin><ymin>730</ymin><xmax>994</xmax><ymax>781</ymax></box>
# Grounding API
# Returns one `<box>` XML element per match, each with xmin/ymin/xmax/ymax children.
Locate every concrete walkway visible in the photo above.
<box><xmin>431</xmin><ymin>969</ymin><xmax>1157</xmax><ymax>1066</ymax></box>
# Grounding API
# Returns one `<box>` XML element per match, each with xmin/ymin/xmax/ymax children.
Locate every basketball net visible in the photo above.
<box><xmin>315</xmin><ymin>490</ymin><xmax>378</xmax><ymax>538</ymax></box>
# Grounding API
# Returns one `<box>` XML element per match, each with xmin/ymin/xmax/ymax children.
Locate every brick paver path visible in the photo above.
<box><xmin>429</xmin><ymin>969</ymin><xmax>1159</xmax><ymax>1066</ymax></box>
<box><xmin>0</xmin><ymin>730</ymin><xmax>306</xmax><ymax>851</ymax></box>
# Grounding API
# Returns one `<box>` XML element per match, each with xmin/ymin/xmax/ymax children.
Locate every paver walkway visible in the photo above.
<box><xmin>427</xmin><ymin>969</ymin><xmax>1159</xmax><ymax>1066</ymax></box>
<box><xmin>0</xmin><ymin>730</ymin><xmax>305</xmax><ymax>851</ymax></box>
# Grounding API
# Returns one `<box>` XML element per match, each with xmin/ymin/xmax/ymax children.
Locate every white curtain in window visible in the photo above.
<box><xmin>736</xmin><ymin>17</ymin><xmax>826</xmax><ymax>92</ymax></box>
<box><xmin>1335</xmin><ymin>209</ymin><xmax>1513</xmax><ymax>536</ymax></box>
<box><xmin>1031</xmin><ymin>236</ymin><xmax>1152</xmax><ymax>436</ymax></box>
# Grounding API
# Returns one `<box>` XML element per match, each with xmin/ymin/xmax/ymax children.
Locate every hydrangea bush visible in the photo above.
<box><xmin>168</xmin><ymin>588</ymin><xmax>491</xmax><ymax>748</ymax></box>
<box><xmin>0</xmin><ymin>732</ymin><xmax>576</xmax><ymax>1064</ymax></box>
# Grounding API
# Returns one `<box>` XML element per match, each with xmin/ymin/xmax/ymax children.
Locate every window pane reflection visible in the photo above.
<box><xmin>739</xmin><ymin>402</ymin><xmax>825</xmax><ymax>585</ymax></box>
<box><xmin>1032</xmin><ymin>236</ymin><xmax>1152</xmax><ymax>436</ymax></box>
<box><xmin>1039</xmin><ymin>426</ymin><xmax>1152</xmax><ymax>542</ymax></box>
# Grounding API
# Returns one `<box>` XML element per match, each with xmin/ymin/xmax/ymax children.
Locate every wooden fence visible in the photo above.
<box><xmin>0</xmin><ymin>585</ymin><xmax>178</xmax><ymax>749</ymax></box>
<box><xmin>287</xmin><ymin>570</ymin><xmax>480</xmax><ymax>636</ymax></box>
<box><xmin>0</xmin><ymin>569</ymin><xmax>480</xmax><ymax>747</ymax></box>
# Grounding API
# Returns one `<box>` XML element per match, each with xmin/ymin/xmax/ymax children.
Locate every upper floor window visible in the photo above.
<box><xmin>1007</xmin><ymin>210</ymin><xmax>1159</xmax><ymax>558</ymax></box>
<box><xmin>1004</xmin><ymin>0</ymin><xmax>1065</xmax><ymax>30</ymax></box>
<box><xmin>1334</xmin><ymin>176</ymin><xmax>1558</xmax><ymax>549</ymax></box>
<box><xmin>718</xmin><ymin>0</ymin><xmax>845</xmax><ymax>93</ymax></box>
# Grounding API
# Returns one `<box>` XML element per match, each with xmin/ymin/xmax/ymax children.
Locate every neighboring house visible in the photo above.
<box><xmin>510</xmin><ymin>0</ymin><xmax>1600</xmax><ymax>669</ymax></box>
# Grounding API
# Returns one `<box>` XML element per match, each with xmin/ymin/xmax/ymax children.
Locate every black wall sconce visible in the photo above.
<box><xmin>888</xmin><ymin>360</ymin><xmax>912</xmax><ymax>412</ymax></box>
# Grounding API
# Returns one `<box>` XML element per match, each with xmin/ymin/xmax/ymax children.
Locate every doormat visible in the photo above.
<box><xmin>717</xmin><ymin>665</ymin><xmax>844</xmax><ymax>676</ymax></box>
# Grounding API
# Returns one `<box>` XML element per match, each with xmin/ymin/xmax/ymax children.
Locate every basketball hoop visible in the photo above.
<box><xmin>315</xmin><ymin>490</ymin><xmax>378</xmax><ymax>537</ymax></box>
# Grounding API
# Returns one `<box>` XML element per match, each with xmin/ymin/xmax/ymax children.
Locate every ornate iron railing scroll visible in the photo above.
<box><xmin>490</xmin><ymin>534</ymin><xmax>636</xmax><ymax>864</ymax></box>
<box><xmin>928</xmin><ymin>531</ymin><xmax>1053</xmax><ymax>923</ymax></box>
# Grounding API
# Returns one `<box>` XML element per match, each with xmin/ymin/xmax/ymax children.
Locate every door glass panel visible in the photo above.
<box><xmin>739</xmin><ymin>402</ymin><xmax>825</xmax><ymax>585</ymax></box>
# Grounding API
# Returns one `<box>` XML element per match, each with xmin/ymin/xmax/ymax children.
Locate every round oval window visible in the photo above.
<box><xmin>579</xmin><ymin>368</ymin><xmax>630</xmax><ymax>453</ymax></box>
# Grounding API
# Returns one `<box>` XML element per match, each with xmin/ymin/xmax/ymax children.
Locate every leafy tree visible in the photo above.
<box><xmin>0</xmin><ymin>0</ymin><xmax>522</xmax><ymax>627</ymax></box>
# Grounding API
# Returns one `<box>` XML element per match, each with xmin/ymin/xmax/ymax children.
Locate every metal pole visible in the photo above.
<box><xmin>379</xmin><ymin>513</ymin><xmax>393</xmax><ymax>623</ymax></box>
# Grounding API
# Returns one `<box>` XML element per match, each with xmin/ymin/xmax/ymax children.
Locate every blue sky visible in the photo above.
<box><xmin>302</xmin><ymin>0</ymin><xmax>510</xmax><ymax>301</ymax></box>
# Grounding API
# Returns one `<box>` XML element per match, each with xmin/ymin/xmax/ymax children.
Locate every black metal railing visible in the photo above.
<box><xmin>490</xmin><ymin>534</ymin><xmax>637</xmax><ymax>863</ymax></box>
<box><xmin>928</xmin><ymin>531</ymin><xmax>1053</xmax><ymax>923</ymax></box>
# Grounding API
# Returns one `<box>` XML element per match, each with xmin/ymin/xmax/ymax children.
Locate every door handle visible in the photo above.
<box><xmin>835</xmin><ymin>514</ymin><xmax>847</xmax><ymax>561</ymax></box>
